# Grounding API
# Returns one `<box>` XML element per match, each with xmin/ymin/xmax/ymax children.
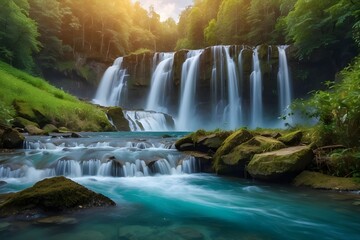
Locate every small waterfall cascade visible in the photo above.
<box><xmin>0</xmin><ymin>134</ymin><xmax>198</xmax><ymax>179</ymax></box>
<box><xmin>177</xmin><ymin>50</ymin><xmax>203</xmax><ymax>130</ymax></box>
<box><xmin>250</xmin><ymin>46</ymin><xmax>263</xmax><ymax>128</ymax></box>
<box><xmin>224</xmin><ymin>46</ymin><xmax>242</xmax><ymax>129</ymax></box>
<box><xmin>93</xmin><ymin>57</ymin><xmax>128</xmax><ymax>106</ymax></box>
<box><xmin>146</xmin><ymin>53</ymin><xmax>175</xmax><ymax>113</ymax></box>
<box><xmin>238</xmin><ymin>46</ymin><xmax>245</xmax><ymax>84</ymax></box>
<box><xmin>123</xmin><ymin>110</ymin><xmax>175</xmax><ymax>131</ymax></box>
<box><xmin>277</xmin><ymin>45</ymin><xmax>292</xmax><ymax>117</ymax></box>
<box><xmin>211</xmin><ymin>46</ymin><xmax>242</xmax><ymax>129</ymax></box>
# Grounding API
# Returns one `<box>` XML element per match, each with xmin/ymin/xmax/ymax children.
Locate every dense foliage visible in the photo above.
<box><xmin>0</xmin><ymin>0</ymin><xmax>359</xmax><ymax>73</ymax></box>
<box><xmin>294</xmin><ymin>57</ymin><xmax>360</xmax><ymax>148</ymax></box>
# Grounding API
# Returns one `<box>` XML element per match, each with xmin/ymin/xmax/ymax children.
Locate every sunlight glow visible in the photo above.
<box><xmin>132</xmin><ymin>0</ymin><xmax>193</xmax><ymax>21</ymax></box>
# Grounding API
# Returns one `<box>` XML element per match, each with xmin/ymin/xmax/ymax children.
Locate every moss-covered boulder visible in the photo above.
<box><xmin>175</xmin><ymin>135</ymin><xmax>196</xmax><ymax>151</ymax></box>
<box><xmin>43</xmin><ymin>124</ymin><xmax>59</xmax><ymax>133</ymax></box>
<box><xmin>12</xmin><ymin>117</ymin><xmax>39</xmax><ymax>129</ymax></box>
<box><xmin>0</xmin><ymin>125</ymin><xmax>24</xmax><ymax>149</ymax></box>
<box><xmin>196</xmin><ymin>132</ymin><xmax>230</xmax><ymax>153</ymax></box>
<box><xmin>25</xmin><ymin>125</ymin><xmax>46</xmax><ymax>135</ymax></box>
<box><xmin>13</xmin><ymin>100</ymin><xmax>49</xmax><ymax>127</ymax></box>
<box><xmin>214</xmin><ymin>136</ymin><xmax>285</xmax><ymax>176</ymax></box>
<box><xmin>293</xmin><ymin>171</ymin><xmax>360</xmax><ymax>191</ymax></box>
<box><xmin>106</xmin><ymin>107</ymin><xmax>131</xmax><ymax>131</ymax></box>
<box><xmin>247</xmin><ymin>146</ymin><xmax>313</xmax><ymax>181</ymax></box>
<box><xmin>278</xmin><ymin>130</ymin><xmax>303</xmax><ymax>146</ymax></box>
<box><xmin>0</xmin><ymin>176</ymin><xmax>115</xmax><ymax>217</ymax></box>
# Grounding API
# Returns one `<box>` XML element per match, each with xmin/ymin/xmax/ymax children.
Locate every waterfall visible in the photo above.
<box><xmin>177</xmin><ymin>50</ymin><xmax>203</xmax><ymax>130</ymax></box>
<box><xmin>146</xmin><ymin>53</ymin><xmax>175</xmax><ymax>113</ymax></box>
<box><xmin>123</xmin><ymin>110</ymin><xmax>175</xmax><ymax>131</ymax></box>
<box><xmin>277</xmin><ymin>45</ymin><xmax>292</xmax><ymax>117</ymax></box>
<box><xmin>223</xmin><ymin>46</ymin><xmax>242</xmax><ymax>129</ymax></box>
<box><xmin>250</xmin><ymin>46</ymin><xmax>263</xmax><ymax>128</ymax></box>
<box><xmin>93</xmin><ymin>57</ymin><xmax>127</xmax><ymax>106</ymax></box>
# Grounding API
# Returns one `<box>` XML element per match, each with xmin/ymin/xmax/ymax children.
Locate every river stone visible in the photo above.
<box><xmin>171</xmin><ymin>226</ymin><xmax>204</xmax><ymax>240</ymax></box>
<box><xmin>196</xmin><ymin>133</ymin><xmax>229</xmax><ymax>152</ymax></box>
<box><xmin>106</xmin><ymin>107</ymin><xmax>131</xmax><ymax>131</ymax></box>
<box><xmin>0</xmin><ymin>126</ymin><xmax>24</xmax><ymax>149</ymax></box>
<box><xmin>0</xmin><ymin>222</ymin><xmax>10</xmax><ymax>231</ymax></box>
<box><xmin>214</xmin><ymin>135</ymin><xmax>284</xmax><ymax>176</ymax></box>
<box><xmin>0</xmin><ymin>176</ymin><xmax>115</xmax><ymax>217</ymax></box>
<box><xmin>213</xmin><ymin>129</ymin><xmax>253</xmax><ymax>174</ymax></box>
<box><xmin>118</xmin><ymin>225</ymin><xmax>157</xmax><ymax>239</ymax></box>
<box><xmin>43</xmin><ymin>124</ymin><xmax>59</xmax><ymax>133</ymax></box>
<box><xmin>278</xmin><ymin>130</ymin><xmax>303</xmax><ymax>146</ymax></box>
<box><xmin>293</xmin><ymin>171</ymin><xmax>360</xmax><ymax>191</ymax></box>
<box><xmin>247</xmin><ymin>146</ymin><xmax>313</xmax><ymax>181</ymax></box>
<box><xmin>175</xmin><ymin>135</ymin><xmax>195</xmax><ymax>151</ymax></box>
<box><xmin>25</xmin><ymin>125</ymin><xmax>46</xmax><ymax>135</ymax></box>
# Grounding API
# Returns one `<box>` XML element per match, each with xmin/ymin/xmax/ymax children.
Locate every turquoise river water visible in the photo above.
<box><xmin>0</xmin><ymin>132</ymin><xmax>359</xmax><ymax>240</ymax></box>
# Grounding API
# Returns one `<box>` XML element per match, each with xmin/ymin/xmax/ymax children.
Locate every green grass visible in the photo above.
<box><xmin>0</xmin><ymin>61</ymin><xmax>113</xmax><ymax>131</ymax></box>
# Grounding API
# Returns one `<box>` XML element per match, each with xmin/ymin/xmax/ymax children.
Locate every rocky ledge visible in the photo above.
<box><xmin>0</xmin><ymin>176</ymin><xmax>115</xmax><ymax>218</ymax></box>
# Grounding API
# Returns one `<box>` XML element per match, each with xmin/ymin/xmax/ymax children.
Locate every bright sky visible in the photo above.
<box><xmin>132</xmin><ymin>0</ymin><xmax>193</xmax><ymax>22</ymax></box>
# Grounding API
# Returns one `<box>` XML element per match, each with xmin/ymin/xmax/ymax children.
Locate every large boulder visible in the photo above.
<box><xmin>247</xmin><ymin>145</ymin><xmax>313</xmax><ymax>181</ymax></box>
<box><xmin>13</xmin><ymin>100</ymin><xmax>49</xmax><ymax>127</ymax></box>
<box><xmin>293</xmin><ymin>171</ymin><xmax>360</xmax><ymax>191</ymax></box>
<box><xmin>196</xmin><ymin>132</ymin><xmax>230</xmax><ymax>153</ymax></box>
<box><xmin>0</xmin><ymin>176</ymin><xmax>115</xmax><ymax>217</ymax></box>
<box><xmin>0</xmin><ymin>126</ymin><xmax>24</xmax><ymax>149</ymax></box>
<box><xmin>278</xmin><ymin>130</ymin><xmax>303</xmax><ymax>146</ymax></box>
<box><xmin>106</xmin><ymin>107</ymin><xmax>131</xmax><ymax>131</ymax></box>
<box><xmin>25</xmin><ymin>125</ymin><xmax>46</xmax><ymax>135</ymax></box>
<box><xmin>214</xmin><ymin>136</ymin><xmax>285</xmax><ymax>176</ymax></box>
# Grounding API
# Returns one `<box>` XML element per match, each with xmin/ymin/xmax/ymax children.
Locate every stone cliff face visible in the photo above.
<box><xmin>113</xmin><ymin>45</ymin><xmax>335</xmax><ymax>118</ymax></box>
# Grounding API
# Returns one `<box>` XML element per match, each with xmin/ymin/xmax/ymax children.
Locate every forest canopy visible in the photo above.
<box><xmin>0</xmin><ymin>0</ymin><xmax>359</xmax><ymax>73</ymax></box>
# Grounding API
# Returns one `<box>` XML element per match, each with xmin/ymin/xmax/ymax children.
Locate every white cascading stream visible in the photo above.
<box><xmin>277</xmin><ymin>45</ymin><xmax>292</xmax><ymax>118</ymax></box>
<box><xmin>146</xmin><ymin>53</ymin><xmax>175</xmax><ymax>113</ymax></box>
<box><xmin>250</xmin><ymin>46</ymin><xmax>263</xmax><ymax>128</ymax></box>
<box><xmin>93</xmin><ymin>57</ymin><xmax>127</xmax><ymax>106</ymax></box>
<box><xmin>177</xmin><ymin>50</ymin><xmax>203</xmax><ymax>130</ymax></box>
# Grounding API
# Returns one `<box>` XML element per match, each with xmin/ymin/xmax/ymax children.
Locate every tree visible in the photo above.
<box><xmin>0</xmin><ymin>0</ymin><xmax>39</xmax><ymax>71</ymax></box>
<box><xmin>29</xmin><ymin>0</ymin><xmax>63</xmax><ymax>69</ymax></box>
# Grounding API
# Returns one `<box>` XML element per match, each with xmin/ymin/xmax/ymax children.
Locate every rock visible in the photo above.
<box><xmin>196</xmin><ymin>132</ymin><xmax>230</xmax><ymax>152</ymax></box>
<box><xmin>0</xmin><ymin>176</ymin><xmax>115</xmax><ymax>217</ymax></box>
<box><xmin>25</xmin><ymin>125</ymin><xmax>46</xmax><ymax>135</ymax></box>
<box><xmin>214</xmin><ymin>129</ymin><xmax>253</xmax><ymax>158</ymax></box>
<box><xmin>106</xmin><ymin>107</ymin><xmax>131</xmax><ymax>131</ymax></box>
<box><xmin>36</xmin><ymin>216</ymin><xmax>78</xmax><ymax>225</ymax></box>
<box><xmin>13</xmin><ymin>100</ymin><xmax>49</xmax><ymax>126</ymax></box>
<box><xmin>171</xmin><ymin>226</ymin><xmax>204</xmax><ymax>240</ymax></box>
<box><xmin>278</xmin><ymin>130</ymin><xmax>303</xmax><ymax>146</ymax></box>
<box><xmin>0</xmin><ymin>181</ymin><xmax>7</xmax><ymax>187</ymax></box>
<box><xmin>118</xmin><ymin>225</ymin><xmax>157</xmax><ymax>239</ymax></box>
<box><xmin>293</xmin><ymin>171</ymin><xmax>360</xmax><ymax>191</ymax></box>
<box><xmin>247</xmin><ymin>146</ymin><xmax>313</xmax><ymax>181</ymax></box>
<box><xmin>71</xmin><ymin>132</ymin><xmax>83</xmax><ymax>138</ymax></box>
<box><xmin>43</xmin><ymin>124</ymin><xmax>59</xmax><ymax>133</ymax></box>
<box><xmin>175</xmin><ymin>136</ymin><xmax>195</xmax><ymax>151</ymax></box>
<box><xmin>58</xmin><ymin>126</ymin><xmax>70</xmax><ymax>133</ymax></box>
<box><xmin>12</xmin><ymin>117</ymin><xmax>39</xmax><ymax>128</ymax></box>
<box><xmin>0</xmin><ymin>125</ymin><xmax>24</xmax><ymax>149</ymax></box>
<box><xmin>214</xmin><ymin>136</ymin><xmax>285</xmax><ymax>176</ymax></box>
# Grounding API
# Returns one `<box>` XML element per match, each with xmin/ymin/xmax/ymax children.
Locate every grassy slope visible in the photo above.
<box><xmin>0</xmin><ymin>61</ymin><xmax>113</xmax><ymax>131</ymax></box>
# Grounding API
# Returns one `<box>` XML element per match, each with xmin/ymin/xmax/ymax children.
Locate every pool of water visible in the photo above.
<box><xmin>0</xmin><ymin>132</ymin><xmax>359</xmax><ymax>240</ymax></box>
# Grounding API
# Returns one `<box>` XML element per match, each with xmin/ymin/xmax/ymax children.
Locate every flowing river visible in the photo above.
<box><xmin>0</xmin><ymin>132</ymin><xmax>359</xmax><ymax>240</ymax></box>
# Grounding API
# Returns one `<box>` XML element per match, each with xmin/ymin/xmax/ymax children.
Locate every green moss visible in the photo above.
<box><xmin>12</xmin><ymin>117</ymin><xmax>39</xmax><ymax>128</ymax></box>
<box><xmin>106</xmin><ymin>107</ymin><xmax>131</xmax><ymax>131</ymax></box>
<box><xmin>0</xmin><ymin>176</ymin><xmax>115</xmax><ymax>217</ymax></box>
<box><xmin>293</xmin><ymin>171</ymin><xmax>360</xmax><ymax>191</ymax></box>
<box><xmin>213</xmin><ymin>129</ymin><xmax>253</xmax><ymax>172</ymax></box>
<box><xmin>247</xmin><ymin>146</ymin><xmax>313</xmax><ymax>181</ymax></box>
<box><xmin>278</xmin><ymin>130</ymin><xmax>303</xmax><ymax>146</ymax></box>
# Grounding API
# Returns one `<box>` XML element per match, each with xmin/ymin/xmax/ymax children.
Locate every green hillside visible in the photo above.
<box><xmin>0</xmin><ymin>61</ymin><xmax>113</xmax><ymax>132</ymax></box>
